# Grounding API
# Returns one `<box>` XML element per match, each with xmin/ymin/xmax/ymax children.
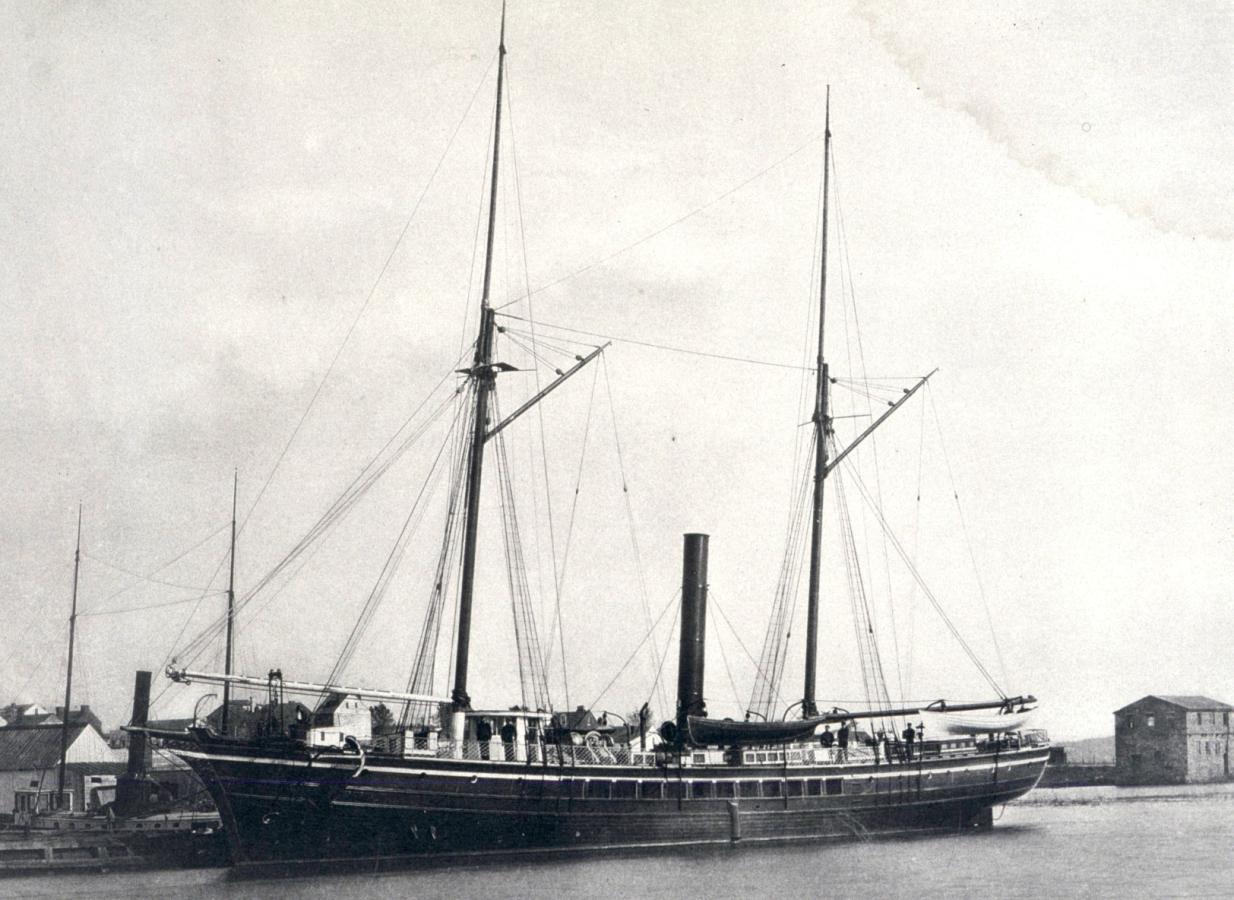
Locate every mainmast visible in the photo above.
<box><xmin>57</xmin><ymin>504</ymin><xmax>82</xmax><ymax>804</ymax></box>
<box><xmin>801</xmin><ymin>88</ymin><xmax>832</xmax><ymax>719</ymax></box>
<box><xmin>221</xmin><ymin>471</ymin><xmax>238</xmax><ymax>735</ymax></box>
<box><xmin>451</xmin><ymin>3</ymin><xmax>507</xmax><ymax>712</ymax></box>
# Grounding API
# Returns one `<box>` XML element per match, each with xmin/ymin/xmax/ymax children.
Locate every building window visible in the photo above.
<box><xmin>1126</xmin><ymin>717</ymin><xmax>1135</xmax><ymax>730</ymax></box>
<box><xmin>1147</xmin><ymin>715</ymin><xmax>1155</xmax><ymax>728</ymax></box>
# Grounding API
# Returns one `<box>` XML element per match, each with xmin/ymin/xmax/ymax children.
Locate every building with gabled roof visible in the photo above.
<box><xmin>0</xmin><ymin>722</ymin><xmax>124</xmax><ymax>814</ymax></box>
<box><xmin>1114</xmin><ymin>695</ymin><xmax>1232</xmax><ymax>785</ymax></box>
<box><xmin>0</xmin><ymin>702</ymin><xmax>56</xmax><ymax>727</ymax></box>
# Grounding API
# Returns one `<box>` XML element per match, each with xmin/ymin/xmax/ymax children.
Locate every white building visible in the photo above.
<box><xmin>0</xmin><ymin>722</ymin><xmax>124</xmax><ymax>813</ymax></box>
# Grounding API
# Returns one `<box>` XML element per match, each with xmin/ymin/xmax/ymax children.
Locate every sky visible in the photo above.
<box><xmin>0</xmin><ymin>1</ymin><xmax>1231</xmax><ymax>742</ymax></box>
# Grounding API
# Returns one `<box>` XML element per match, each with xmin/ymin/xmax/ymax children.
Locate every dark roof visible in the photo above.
<box><xmin>64</xmin><ymin>762</ymin><xmax>127</xmax><ymax>776</ymax></box>
<box><xmin>1115</xmin><ymin>695</ymin><xmax>1233</xmax><ymax>714</ymax></box>
<box><xmin>0</xmin><ymin>724</ymin><xmax>89</xmax><ymax>771</ymax></box>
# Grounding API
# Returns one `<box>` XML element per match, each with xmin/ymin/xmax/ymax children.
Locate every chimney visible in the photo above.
<box><xmin>675</xmin><ymin>533</ymin><xmax>709</xmax><ymax>736</ymax></box>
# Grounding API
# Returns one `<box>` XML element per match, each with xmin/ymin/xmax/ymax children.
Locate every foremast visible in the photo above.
<box><xmin>451</xmin><ymin>4</ymin><xmax>506</xmax><ymax>715</ymax></box>
<box><xmin>801</xmin><ymin>89</ymin><xmax>832</xmax><ymax>719</ymax></box>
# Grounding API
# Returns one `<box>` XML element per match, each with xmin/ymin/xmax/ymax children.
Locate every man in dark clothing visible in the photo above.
<box><xmin>500</xmin><ymin>720</ymin><xmax>517</xmax><ymax>761</ymax></box>
<box><xmin>837</xmin><ymin>722</ymin><xmax>850</xmax><ymax>761</ymax></box>
<box><xmin>820</xmin><ymin>725</ymin><xmax>835</xmax><ymax>750</ymax></box>
<box><xmin>902</xmin><ymin>723</ymin><xmax>916</xmax><ymax>761</ymax></box>
<box><xmin>476</xmin><ymin>718</ymin><xmax>493</xmax><ymax>760</ymax></box>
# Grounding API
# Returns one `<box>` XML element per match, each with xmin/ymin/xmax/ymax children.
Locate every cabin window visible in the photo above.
<box><xmin>588</xmin><ymin>781</ymin><xmax>611</xmax><ymax>800</ymax></box>
<box><xmin>611</xmin><ymin>781</ymin><xmax>636</xmax><ymax>799</ymax></box>
<box><xmin>826</xmin><ymin>778</ymin><xmax>843</xmax><ymax>796</ymax></box>
<box><xmin>638</xmin><ymin>781</ymin><xmax>662</xmax><ymax>800</ymax></box>
<box><xmin>762</xmin><ymin>780</ymin><xmax>782</xmax><ymax>798</ymax></box>
<box><xmin>715</xmin><ymin>781</ymin><xmax>736</xmax><ymax>799</ymax></box>
<box><xmin>806</xmin><ymin>779</ymin><xmax>822</xmax><ymax>797</ymax></box>
<box><xmin>785</xmin><ymin>780</ymin><xmax>804</xmax><ymax>798</ymax></box>
<box><xmin>689</xmin><ymin>782</ymin><xmax>713</xmax><ymax>800</ymax></box>
<box><xmin>739</xmin><ymin>781</ymin><xmax>760</xmax><ymax>798</ymax></box>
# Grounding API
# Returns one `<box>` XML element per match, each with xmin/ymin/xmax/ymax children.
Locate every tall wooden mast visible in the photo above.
<box><xmin>802</xmin><ymin>88</ymin><xmax>832</xmax><ymax>718</ymax></box>
<box><xmin>221</xmin><ymin>471</ymin><xmax>238</xmax><ymax>735</ymax></box>
<box><xmin>57</xmin><ymin>504</ymin><xmax>82</xmax><ymax>803</ymax></box>
<box><xmin>451</xmin><ymin>2</ymin><xmax>506</xmax><ymax>711</ymax></box>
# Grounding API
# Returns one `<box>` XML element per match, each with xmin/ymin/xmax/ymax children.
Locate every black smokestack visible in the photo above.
<box><xmin>115</xmin><ymin>669</ymin><xmax>153</xmax><ymax>817</ymax></box>
<box><xmin>126</xmin><ymin>670</ymin><xmax>152</xmax><ymax>776</ymax></box>
<box><xmin>676</xmin><ymin>533</ymin><xmax>709</xmax><ymax>735</ymax></box>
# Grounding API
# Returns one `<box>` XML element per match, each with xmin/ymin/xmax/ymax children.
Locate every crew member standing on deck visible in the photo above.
<box><xmin>837</xmin><ymin>720</ymin><xmax>850</xmax><ymax>761</ymax></box>
<box><xmin>902</xmin><ymin>723</ymin><xmax>916</xmax><ymax>761</ymax></box>
<box><xmin>500</xmin><ymin>719</ymin><xmax>517</xmax><ymax>761</ymax></box>
<box><xmin>476</xmin><ymin>718</ymin><xmax>493</xmax><ymax>759</ymax></box>
<box><xmin>820</xmin><ymin>725</ymin><xmax>835</xmax><ymax>752</ymax></box>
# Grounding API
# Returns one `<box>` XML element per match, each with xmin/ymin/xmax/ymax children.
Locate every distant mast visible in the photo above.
<box><xmin>451</xmin><ymin>2</ymin><xmax>507</xmax><ymax>713</ymax></box>
<box><xmin>221</xmin><ymin>472</ymin><xmax>238</xmax><ymax>735</ymax></box>
<box><xmin>802</xmin><ymin>87</ymin><xmax>832</xmax><ymax>719</ymax></box>
<box><xmin>57</xmin><ymin>504</ymin><xmax>82</xmax><ymax>805</ymax></box>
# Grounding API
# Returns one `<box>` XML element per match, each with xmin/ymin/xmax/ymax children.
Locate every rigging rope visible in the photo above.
<box><xmin>585</xmin><ymin>588</ymin><xmax>678</xmax><ymax>716</ymax></box>
<box><xmin>747</xmin><ymin>430</ymin><xmax>815</xmax><ymax>720</ymax></box>
<box><xmin>493</xmin><ymin>398</ymin><xmax>552</xmax><ymax>712</ymax></box>
<box><xmin>171</xmin><ymin>362</ymin><xmax>467</xmax><ymax>671</ymax></box>
<box><xmin>505</xmin><ymin>67</ymin><xmax>570</xmax><ymax>713</ymax></box>
<box><xmin>928</xmin><ymin>385</ymin><xmax>1010</xmax><ymax>687</ymax></box>
<box><xmin>499</xmin><ymin>131</ymin><xmax>824</xmax><ymax>303</ymax></box>
<box><xmin>498</xmin><ymin>315</ymin><xmax>814</xmax><ymax>372</ymax></box>
<box><xmin>318</xmin><ymin>395</ymin><xmax>467</xmax><ymax>703</ymax></box>
<box><xmin>831</xmin><ymin>154</ymin><xmax>905</xmax><ymax>703</ymax></box>
<box><xmin>541</xmin><ymin>362</ymin><xmax>601</xmax><ymax>687</ymax></box>
<box><xmin>402</xmin><ymin>385</ymin><xmax>472</xmax><ymax>727</ymax></box>
<box><xmin>600</xmin><ymin>355</ymin><xmax>669</xmax><ymax>719</ymax></box>
<box><xmin>841</xmin><ymin>458</ymin><xmax>1005</xmax><ymax>698</ymax></box>
<box><xmin>238</xmin><ymin>54</ymin><xmax>498</xmax><ymax>554</ymax></box>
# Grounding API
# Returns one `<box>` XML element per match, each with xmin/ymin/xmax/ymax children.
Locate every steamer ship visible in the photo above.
<box><xmin>148</xmin><ymin>5</ymin><xmax>1049</xmax><ymax>871</ymax></box>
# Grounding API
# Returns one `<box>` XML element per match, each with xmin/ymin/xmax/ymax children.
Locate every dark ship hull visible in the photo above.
<box><xmin>173</xmin><ymin>733</ymin><xmax>1048</xmax><ymax>871</ymax></box>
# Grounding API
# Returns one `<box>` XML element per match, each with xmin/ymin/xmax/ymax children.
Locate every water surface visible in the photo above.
<box><xmin>5</xmin><ymin>785</ymin><xmax>1233</xmax><ymax>898</ymax></box>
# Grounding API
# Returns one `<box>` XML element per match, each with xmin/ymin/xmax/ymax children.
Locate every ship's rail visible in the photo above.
<box><xmin>369</xmin><ymin>729</ymin><xmax>1042</xmax><ymax>768</ymax></box>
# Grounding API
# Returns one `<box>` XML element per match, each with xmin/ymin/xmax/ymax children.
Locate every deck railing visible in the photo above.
<box><xmin>377</xmin><ymin>733</ymin><xmax>1027</xmax><ymax>767</ymax></box>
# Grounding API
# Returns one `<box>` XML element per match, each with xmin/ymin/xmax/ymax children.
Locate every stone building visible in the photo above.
<box><xmin>1114</xmin><ymin>695</ymin><xmax>1232</xmax><ymax>785</ymax></box>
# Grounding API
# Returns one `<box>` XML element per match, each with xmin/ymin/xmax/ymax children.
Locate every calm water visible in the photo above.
<box><xmin>4</xmin><ymin>785</ymin><xmax>1233</xmax><ymax>899</ymax></box>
